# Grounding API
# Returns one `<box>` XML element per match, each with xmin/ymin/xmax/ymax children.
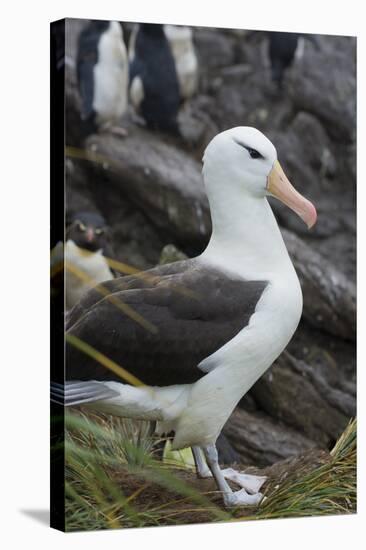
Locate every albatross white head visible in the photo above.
<box><xmin>201</xmin><ymin>127</ymin><xmax>317</xmax><ymax>276</ymax></box>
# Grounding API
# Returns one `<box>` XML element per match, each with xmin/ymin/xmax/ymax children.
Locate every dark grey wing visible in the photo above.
<box><xmin>66</xmin><ymin>260</ymin><xmax>191</xmax><ymax>330</ymax></box>
<box><xmin>66</xmin><ymin>260</ymin><xmax>267</xmax><ymax>387</ymax></box>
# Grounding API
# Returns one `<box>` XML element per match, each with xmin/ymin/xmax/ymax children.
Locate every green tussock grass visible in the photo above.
<box><xmin>241</xmin><ymin>418</ymin><xmax>357</xmax><ymax>521</ymax></box>
<box><xmin>63</xmin><ymin>412</ymin><xmax>356</xmax><ymax>531</ymax></box>
<box><xmin>64</xmin><ymin>410</ymin><xmax>230</xmax><ymax>531</ymax></box>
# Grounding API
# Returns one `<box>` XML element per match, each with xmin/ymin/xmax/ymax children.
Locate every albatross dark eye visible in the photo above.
<box><xmin>233</xmin><ymin>138</ymin><xmax>264</xmax><ymax>160</ymax></box>
<box><xmin>247</xmin><ymin>148</ymin><xmax>263</xmax><ymax>159</ymax></box>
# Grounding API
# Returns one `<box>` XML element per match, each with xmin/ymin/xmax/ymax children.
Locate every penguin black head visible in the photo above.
<box><xmin>66</xmin><ymin>211</ymin><xmax>112</xmax><ymax>253</ymax></box>
<box><xmin>268</xmin><ymin>32</ymin><xmax>299</xmax><ymax>91</ymax></box>
<box><xmin>139</xmin><ymin>23</ymin><xmax>165</xmax><ymax>37</ymax></box>
<box><xmin>86</xmin><ymin>20</ymin><xmax>110</xmax><ymax>34</ymax></box>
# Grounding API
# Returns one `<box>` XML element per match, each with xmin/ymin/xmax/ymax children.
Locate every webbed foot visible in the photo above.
<box><xmin>223</xmin><ymin>488</ymin><xmax>263</xmax><ymax>508</ymax></box>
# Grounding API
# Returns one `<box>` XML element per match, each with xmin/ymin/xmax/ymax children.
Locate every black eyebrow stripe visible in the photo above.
<box><xmin>233</xmin><ymin>138</ymin><xmax>264</xmax><ymax>158</ymax></box>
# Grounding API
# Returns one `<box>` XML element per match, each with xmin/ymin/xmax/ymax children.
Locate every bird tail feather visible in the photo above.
<box><xmin>51</xmin><ymin>381</ymin><xmax>119</xmax><ymax>406</ymax></box>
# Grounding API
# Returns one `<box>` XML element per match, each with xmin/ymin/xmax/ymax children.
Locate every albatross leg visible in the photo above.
<box><xmin>202</xmin><ymin>444</ymin><xmax>263</xmax><ymax>507</ymax></box>
<box><xmin>192</xmin><ymin>446</ymin><xmax>211</xmax><ymax>478</ymax></box>
<box><xmin>193</xmin><ymin>445</ymin><xmax>267</xmax><ymax>494</ymax></box>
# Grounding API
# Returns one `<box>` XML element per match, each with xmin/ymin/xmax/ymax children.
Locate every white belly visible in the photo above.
<box><xmin>164</xmin><ymin>25</ymin><xmax>198</xmax><ymax>99</ymax></box>
<box><xmin>93</xmin><ymin>22</ymin><xmax>128</xmax><ymax>124</ymax></box>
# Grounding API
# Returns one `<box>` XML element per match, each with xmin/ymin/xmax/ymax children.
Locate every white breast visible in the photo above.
<box><xmin>295</xmin><ymin>37</ymin><xmax>305</xmax><ymax>60</ymax></box>
<box><xmin>129</xmin><ymin>75</ymin><xmax>144</xmax><ymax>111</ymax></box>
<box><xmin>65</xmin><ymin>240</ymin><xmax>114</xmax><ymax>309</ymax></box>
<box><xmin>93</xmin><ymin>22</ymin><xmax>128</xmax><ymax>124</ymax></box>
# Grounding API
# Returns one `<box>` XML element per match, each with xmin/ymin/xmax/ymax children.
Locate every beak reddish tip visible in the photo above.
<box><xmin>306</xmin><ymin>202</ymin><xmax>318</xmax><ymax>229</ymax></box>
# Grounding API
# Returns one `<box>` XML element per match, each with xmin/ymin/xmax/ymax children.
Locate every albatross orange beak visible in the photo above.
<box><xmin>267</xmin><ymin>160</ymin><xmax>317</xmax><ymax>229</ymax></box>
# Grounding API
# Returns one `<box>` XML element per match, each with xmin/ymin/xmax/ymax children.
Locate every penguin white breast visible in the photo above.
<box><xmin>164</xmin><ymin>25</ymin><xmax>198</xmax><ymax>99</ymax></box>
<box><xmin>93</xmin><ymin>22</ymin><xmax>129</xmax><ymax>123</ymax></box>
<box><xmin>65</xmin><ymin>241</ymin><xmax>114</xmax><ymax>309</ymax></box>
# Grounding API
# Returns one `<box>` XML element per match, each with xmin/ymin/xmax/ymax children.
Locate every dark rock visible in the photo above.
<box><xmin>65</xmin><ymin>158</ymin><xmax>96</xmax><ymax>217</ymax></box>
<box><xmin>269</xmin><ymin>113</ymin><xmax>355</xmax><ymax>285</ymax></box>
<box><xmin>251</xmin><ymin>351</ymin><xmax>355</xmax><ymax>448</ymax></box>
<box><xmin>289</xmin><ymin>37</ymin><xmax>356</xmax><ymax>143</ymax></box>
<box><xmin>216</xmin><ymin>432</ymin><xmax>240</xmax><ymax>465</ymax></box>
<box><xmin>315</xmin><ymin>232</ymin><xmax>356</xmax><ymax>285</ymax></box>
<box><xmin>178</xmin><ymin>97</ymin><xmax>219</xmax><ymax>156</ymax></box>
<box><xmin>279</xmin><ymin>111</ymin><xmax>336</xmax><ymax>177</ymax></box>
<box><xmin>206</xmin><ymin>72</ymin><xmax>276</xmax><ymax>132</ymax></box>
<box><xmin>84</xmin><ymin>127</ymin><xmax>211</xmax><ymax>253</ymax></box>
<box><xmin>65</xmin><ymin>153</ymin><xmax>165</xmax><ymax>270</ymax></box>
<box><xmin>288</xmin><ymin>320</ymin><xmax>356</xmax><ymax>380</ymax></box>
<box><xmin>109</xmin><ymin>207</ymin><xmax>165</xmax><ymax>270</ymax></box>
<box><xmin>283</xmin><ymin>229</ymin><xmax>356</xmax><ymax>341</ymax></box>
<box><xmin>194</xmin><ymin>28</ymin><xmax>236</xmax><ymax>72</ymax></box>
<box><xmin>270</xmin><ymin>113</ymin><xmax>355</xmax><ymax>244</ymax></box>
<box><xmin>219</xmin><ymin>63</ymin><xmax>253</xmax><ymax>82</ymax></box>
<box><xmin>222</xmin><ymin>407</ymin><xmax>317</xmax><ymax>466</ymax></box>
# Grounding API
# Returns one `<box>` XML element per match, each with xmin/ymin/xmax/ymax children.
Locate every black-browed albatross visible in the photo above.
<box><xmin>53</xmin><ymin>127</ymin><xmax>317</xmax><ymax>507</ymax></box>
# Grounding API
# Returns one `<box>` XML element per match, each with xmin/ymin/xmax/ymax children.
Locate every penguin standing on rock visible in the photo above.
<box><xmin>77</xmin><ymin>21</ymin><xmax>129</xmax><ymax>137</ymax></box>
<box><xmin>267</xmin><ymin>31</ymin><xmax>319</xmax><ymax>90</ymax></box>
<box><xmin>164</xmin><ymin>25</ymin><xmax>198</xmax><ymax>101</ymax></box>
<box><xmin>65</xmin><ymin>211</ymin><xmax>115</xmax><ymax>310</ymax></box>
<box><xmin>129</xmin><ymin>23</ymin><xmax>181</xmax><ymax>134</ymax></box>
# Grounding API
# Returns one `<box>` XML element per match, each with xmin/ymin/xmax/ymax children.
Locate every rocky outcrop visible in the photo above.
<box><xmin>84</xmin><ymin>128</ymin><xmax>211</xmax><ymax>250</ymax></box>
<box><xmin>283</xmin><ymin>229</ymin><xmax>356</xmax><ymax>341</ymax></box>
<box><xmin>222</xmin><ymin>407</ymin><xmax>317</xmax><ymax>467</ymax></box>
<box><xmin>251</xmin><ymin>351</ymin><xmax>355</xmax><ymax>448</ymax></box>
<box><xmin>289</xmin><ymin>36</ymin><xmax>356</xmax><ymax>143</ymax></box>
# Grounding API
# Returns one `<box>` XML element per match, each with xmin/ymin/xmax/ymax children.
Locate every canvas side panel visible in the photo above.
<box><xmin>50</xmin><ymin>18</ymin><xmax>66</xmax><ymax>533</ymax></box>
